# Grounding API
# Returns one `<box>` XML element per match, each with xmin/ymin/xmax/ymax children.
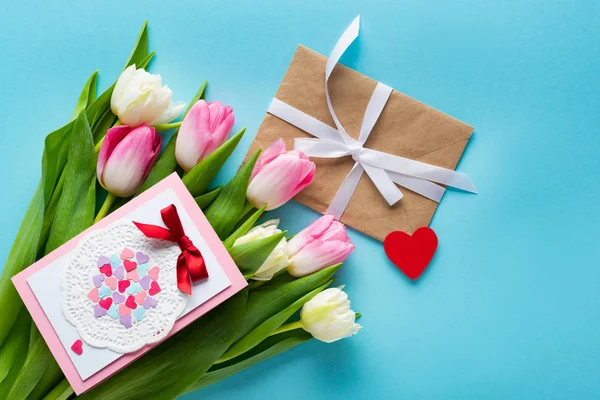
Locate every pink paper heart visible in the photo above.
<box><xmin>123</xmin><ymin>259</ymin><xmax>137</xmax><ymax>272</ymax></box>
<box><xmin>87</xmin><ymin>288</ymin><xmax>99</xmax><ymax>303</ymax></box>
<box><xmin>105</xmin><ymin>276</ymin><xmax>117</xmax><ymax>290</ymax></box>
<box><xmin>118</xmin><ymin>303</ymin><xmax>131</xmax><ymax>316</ymax></box>
<box><xmin>99</xmin><ymin>264</ymin><xmax>112</xmax><ymax>277</ymax></box>
<box><xmin>135</xmin><ymin>291</ymin><xmax>147</xmax><ymax>305</ymax></box>
<box><xmin>120</xmin><ymin>248</ymin><xmax>134</xmax><ymax>260</ymax></box>
<box><xmin>126</xmin><ymin>269</ymin><xmax>140</xmax><ymax>282</ymax></box>
<box><xmin>148</xmin><ymin>266</ymin><xmax>160</xmax><ymax>281</ymax></box>
<box><xmin>149</xmin><ymin>281</ymin><xmax>161</xmax><ymax>296</ymax></box>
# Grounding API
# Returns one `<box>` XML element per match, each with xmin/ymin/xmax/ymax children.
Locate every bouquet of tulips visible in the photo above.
<box><xmin>0</xmin><ymin>22</ymin><xmax>361</xmax><ymax>400</ymax></box>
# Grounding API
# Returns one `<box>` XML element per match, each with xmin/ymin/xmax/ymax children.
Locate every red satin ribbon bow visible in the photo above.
<box><xmin>133</xmin><ymin>204</ymin><xmax>208</xmax><ymax>295</ymax></box>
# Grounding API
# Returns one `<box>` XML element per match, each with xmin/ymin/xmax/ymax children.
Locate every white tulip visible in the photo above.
<box><xmin>301</xmin><ymin>287</ymin><xmax>361</xmax><ymax>343</ymax></box>
<box><xmin>110</xmin><ymin>64</ymin><xmax>185</xmax><ymax>127</ymax></box>
<box><xmin>233</xmin><ymin>219</ymin><xmax>290</xmax><ymax>281</ymax></box>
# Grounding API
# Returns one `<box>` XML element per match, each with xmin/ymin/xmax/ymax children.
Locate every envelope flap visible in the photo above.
<box><xmin>276</xmin><ymin>45</ymin><xmax>473</xmax><ymax>167</ymax></box>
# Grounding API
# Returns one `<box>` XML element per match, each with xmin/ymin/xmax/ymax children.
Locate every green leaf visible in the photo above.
<box><xmin>235</xmin><ymin>264</ymin><xmax>341</xmax><ymax>342</ymax></box>
<box><xmin>123</xmin><ymin>21</ymin><xmax>149</xmax><ymax>69</ymax></box>
<box><xmin>195</xmin><ymin>186</ymin><xmax>221</xmax><ymax>210</ymax></box>
<box><xmin>26</xmin><ymin>360</ymin><xmax>62</xmax><ymax>400</ymax></box>
<box><xmin>91</xmin><ymin>107</ymin><xmax>117</xmax><ymax>144</ymax></box>
<box><xmin>71</xmin><ymin>70</ymin><xmax>98</xmax><ymax>121</ymax></box>
<box><xmin>219</xmin><ymin>281</ymin><xmax>328</xmax><ymax>363</ymax></box>
<box><xmin>0</xmin><ymin>183</ymin><xmax>44</xmax><ymax>346</ymax></box>
<box><xmin>182</xmin><ymin>128</ymin><xmax>246</xmax><ymax>197</ymax></box>
<box><xmin>45</xmin><ymin>111</ymin><xmax>97</xmax><ymax>253</ymax></box>
<box><xmin>203</xmin><ymin>149</ymin><xmax>260</xmax><ymax>239</ymax></box>
<box><xmin>228</xmin><ymin>231</ymin><xmax>286</xmax><ymax>276</ymax></box>
<box><xmin>6</xmin><ymin>328</ymin><xmax>55</xmax><ymax>400</ymax></box>
<box><xmin>223</xmin><ymin>206</ymin><xmax>265</xmax><ymax>249</ymax></box>
<box><xmin>187</xmin><ymin>329</ymin><xmax>312</xmax><ymax>393</ymax></box>
<box><xmin>80</xmin><ymin>288</ymin><xmax>249</xmax><ymax>400</ymax></box>
<box><xmin>136</xmin><ymin>81</ymin><xmax>207</xmax><ymax>195</ymax></box>
<box><xmin>184</xmin><ymin>80</ymin><xmax>208</xmax><ymax>115</ymax></box>
<box><xmin>0</xmin><ymin>310</ymin><xmax>30</xmax><ymax>386</ymax></box>
<box><xmin>41</xmin><ymin>122</ymin><xmax>74</xmax><ymax>205</ymax></box>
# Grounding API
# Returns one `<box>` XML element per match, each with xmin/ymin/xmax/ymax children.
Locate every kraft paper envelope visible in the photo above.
<box><xmin>247</xmin><ymin>45</ymin><xmax>473</xmax><ymax>242</ymax></box>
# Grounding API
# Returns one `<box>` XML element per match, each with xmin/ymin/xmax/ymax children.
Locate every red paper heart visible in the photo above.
<box><xmin>384</xmin><ymin>227</ymin><xmax>438</xmax><ymax>280</ymax></box>
<box><xmin>118</xmin><ymin>280</ymin><xmax>130</xmax><ymax>293</ymax></box>
<box><xmin>99</xmin><ymin>264</ymin><xmax>112</xmax><ymax>277</ymax></box>
<box><xmin>149</xmin><ymin>281</ymin><xmax>161</xmax><ymax>296</ymax></box>
<box><xmin>125</xmin><ymin>295</ymin><xmax>138</xmax><ymax>310</ymax></box>
<box><xmin>98</xmin><ymin>297</ymin><xmax>113</xmax><ymax>310</ymax></box>
<box><xmin>123</xmin><ymin>259</ymin><xmax>137</xmax><ymax>272</ymax></box>
<box><xmin>71</xmin><ymin>339</ymin><xmax>83</xmax><ymax>355</ymax></box>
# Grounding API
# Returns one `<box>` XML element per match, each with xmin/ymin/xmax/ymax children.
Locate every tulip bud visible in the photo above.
<box><xmin>175</xmin><ymin>100</ymin><xmax>235</xmax><ymax>171</ymax></box>
<box><xmin>246</xmin><ymin>138</ymin><xmax>316</xmax><ymax>211</ymax></box>
<box><xmin>287</xmin><ymin>215</ymin><xmax>355</xmax><ymax>277</ymax></box>
<box><xmin>97</xmin><ymin>124</ymin><xmax>161</xmax><ymax>197</ymax></box>
<box><xmin>110</xmin><ymin>64</ymin><xmax>185</xmax><ymax>127</ymax></box>
<box><xmin>233</xmin><ymin>220</ymin><xmax>289</xmax><ymax>281</ymax></box>
<box><xmin>301</xmin><ymin>287</ymin><xmax>361</xmax><ymax>343</ymax></box>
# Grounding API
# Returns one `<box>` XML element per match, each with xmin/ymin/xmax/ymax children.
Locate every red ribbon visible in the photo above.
<box><xmin>133</xmin><ymin>204</ymin><xmax>208</xmax><ymax>295</ymax></box>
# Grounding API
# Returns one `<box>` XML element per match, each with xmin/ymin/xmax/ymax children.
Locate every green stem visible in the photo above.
<box><xmin>155</xmin><ymin>121</ymin><xmax>182</xmax><ymax>132</ymax></box>
<box><xmin>94</xmin><ymin>193</ymin><xmax>117</xmax><ymax>223</ymax></box>
<box><xmin>42</xmin><ymin>378</ymin><xmax>73</xmax><ymax>400</ymax></box>
<box><xmin>270</xmin><ymin>320</ymin><xmax>303</xmax><ymax>336</ymax></box>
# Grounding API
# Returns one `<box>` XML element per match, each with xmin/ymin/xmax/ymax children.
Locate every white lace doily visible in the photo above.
<box><xmin>61</xmin><ymin>221</ymin><xmax>187</xmax><ymax>353</ymax></box>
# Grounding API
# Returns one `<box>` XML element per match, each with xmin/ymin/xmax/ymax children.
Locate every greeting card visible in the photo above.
<box><xmin>12</xmin><ymin>173</ymin><xmax>247</xmax><ymax>394</ymax></box>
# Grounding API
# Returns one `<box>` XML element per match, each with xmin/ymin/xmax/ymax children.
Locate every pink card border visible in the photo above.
<box><xmin>12</xmin><ymin>173</ymin><xmax>248</xmax><ymax>394</ymax></box>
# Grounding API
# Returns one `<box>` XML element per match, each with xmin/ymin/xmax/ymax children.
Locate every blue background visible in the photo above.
<box><xmin>1</xmin><ymin>1</ymin><xmax>599</xmax><ymax>399</ymax></box>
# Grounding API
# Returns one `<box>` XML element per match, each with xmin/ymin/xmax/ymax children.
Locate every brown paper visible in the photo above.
<box><xmin>247</xmin><ymin>45</ymin><xmax>473</xmax><ymax>242</ymax></box>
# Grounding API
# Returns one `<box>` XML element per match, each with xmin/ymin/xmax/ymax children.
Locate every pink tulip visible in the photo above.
<box><xmin>247</xmin><ymin>138</ymin><xmax>316</xmax><ymax>211</ymax></box>
<box><xmin>97</xmin><ymin>124</ymin><xmax>161</xmax><ymax>197</ymax></box>
<box><xmin>287</xmin><ymin>215</ymin><xmax>355</xmax><ymax>277</ymax></box>
<box><xmin>175</xmin><ymin>100</ymin><xmax>234</xmax><ymax>171</ymax></box>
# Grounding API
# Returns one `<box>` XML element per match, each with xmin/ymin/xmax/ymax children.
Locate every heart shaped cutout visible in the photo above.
<box><xmin>71</xmin><ymin>339</ymin><xmax>83</xmax><ymax>355</ymax></box>
<box><xmin>384</xmin><ymin>227</ymin><xmax>438</xmax><ymax>280</ymax></box>
<box><xmin>118</xmin><ymin>280</ymin><xmax>131</xmax><ymax>293</ymax></box>
<box><xmin>99</xmin><ymin>264</ymin><xmax>112</xmax><ymax>277</ymax></box>
<box><xmin>98</xmin><ymin>297</ymin><xmax>113</xmax><ymax>310</ymax></box>
<box><xmin>105</xmin><ymin>276</ymin><xmax>117</xmax><ymax>290</ymax></box>
<box><xmin>120</xmin><ymin>248</ymin><xmax>134</xmax><ymax>260</ymax></box>
<box><xmin>149</xmin><ymin>281</ymin><xmax>161</xmax><ymax>296</ymax></box>
<box><xmin>125</xmin><ymin>295</ymin><xmax>138</xmax><ymax>310</ymax></box>
<box><xmin>136</xmin><ymin>252</ymin><xmax>150</xmax><ymax>264</ymax></box>
<box><xmin>126</xmin><ymin>269</ymin><xmax>140</xmax><ymax>282</ymax></box>
<box><xmin>147</xmin><ymin>266</ymin><xmax>160</xmax><ymax>281</ymax></box>
<box><xmin>123</xmin><ymin>259</ymin><xmax>137</xmax><ymax>272</ymax></box>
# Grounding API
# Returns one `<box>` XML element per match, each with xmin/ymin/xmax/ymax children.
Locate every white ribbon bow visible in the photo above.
<box><xmin>267</xmin><ymin>15</ymin><xmax>477</xmax><ymax>220</ymax></box>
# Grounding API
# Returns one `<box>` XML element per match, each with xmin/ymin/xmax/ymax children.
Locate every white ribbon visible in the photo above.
<box><xmin>267</xmin><ymin>15</ymin><xmax>477</xmax><ymax>220</ymax></box>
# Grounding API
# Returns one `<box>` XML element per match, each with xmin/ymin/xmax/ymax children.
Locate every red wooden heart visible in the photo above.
<box><xmin>384</xmin><ymin>227</ymin><xmax>438</xmax><ymax>280</ymax></box>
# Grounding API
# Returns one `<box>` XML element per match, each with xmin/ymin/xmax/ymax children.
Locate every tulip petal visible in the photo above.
<box><xmin>251</xmin><ymin>138</ymin><xmax>286</xmax><ymax>180</ymax></box>
<box><xmin>288</xmin><ymin>240</ymin><xmax>355</xmax><ymax>277</ymax></box>
<box><xmin>203</xmin><ymin>111</ymin><xmax>234</xmax><ymax>157</ymax></box>
<box><xmin>139</xmin><ymin>86</ymin><xmax>173</xmax><ymax>126</ymax></box>
<box><xmin>153</xmin><ymin>101</ymin><xmax>186</xmax><ymax>125</ymax></box>
<box><xmin>287</xmin><ymin>215</ymin><xmax>335</xmax><ymax>256</ymax></box>
<box><xmin>97</xmin><ymin>125</ymin><xmax>133</xmax><ymax>184</ymax></box>
<box><xmin>100</xmin><ymin>125</ymin><xmax>161</xmax><ymax>197</ymax></box>
<box><xmin>176</xmin><ymin>100</ymin><xmax>211</xmax><ymax>171</ymax></box>
<box><xmin>111</xmin><ymin>65</ymin><xmax>137</xmax><ymax>115</ymax></box>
